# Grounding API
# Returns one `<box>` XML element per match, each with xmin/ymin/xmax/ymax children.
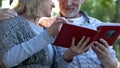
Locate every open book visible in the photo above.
<box><xmin>53</xmin><ymin>23</ymin><xmax>120</xmax><ymax>48</ymax></box>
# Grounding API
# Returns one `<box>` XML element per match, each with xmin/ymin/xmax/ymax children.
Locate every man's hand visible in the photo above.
<box><xmin>92</xmin><ymin>39</ymin><xmax>118</xmax><ymax>68</ymax></box>
<box><xmin>0</xmin><ymin>8</ymin><xmax>17</xmax><ymax>21</ymax></box>
<box><xmin>63</xmin><ymin>36</ymin><xmax>91</xmax><ymax>62</ymax></box>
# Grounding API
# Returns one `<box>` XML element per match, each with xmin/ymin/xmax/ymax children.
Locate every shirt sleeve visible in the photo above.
<box><xmin>109</xmin><ymin>46</ymin><xmax>118</xmax><ymax>61</ymax></box>
<box><xmin>54</xmin><ymin>46</ymin><xmax>72</xmax><ymax>68</ymax></box>
<box><xmin>3</xmin><ymin>30</ymin><xmax>54</xmax><ymax>68</ymax></box>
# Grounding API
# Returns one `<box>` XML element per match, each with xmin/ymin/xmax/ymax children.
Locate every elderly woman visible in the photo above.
<box><xmin>0</xmin><ymin>0</ymin><xmax>56</xmax><ymax>68</ymax></box>
<box><xmin>0</xmin><ymin>0</ymin><xmax>91</xmax><ymax>68</ymax></box>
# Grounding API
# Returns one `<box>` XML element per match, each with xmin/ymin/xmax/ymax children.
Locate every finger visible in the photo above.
<box><xmin>83</xmin><ymin>42</ymin><xmax>92</xmax><ymax>52</ymax></box>
<box><xmin>67</xmin><ymin>19</ymin><xmax>73</xmax><ymax>23</ymax></box>
<box><xmin>0</xmin><ymin>8</ymin><xmax>17</xmax><ymax>17</ymax></box>
<box><xmin>92</xmin><ymin>42</ymin><xmax>104</xmax><ymax>54</ymax></box>
<box><xmin>6</xmin><ymin>9</ymin><xmax>18</xmax><ymax>16</ymax></box>
<box><xmin>76</xmin><ymin>36</ymin><xmax>85</xmax><ymax>48</ymax></box>
<box><xmin>0</xmin><ymin>8</ymin><xmax>10</xmax><ymax>12</ymax></box>
<box><xmin>55</xmin><ymin>17</ymin><xmax>64</xmax><ymax>24</ymax></box>
<box><xmin>99</xmin><ymin>38</ymin><xmax>109</xmax><ymax>48</ymax></box>
<box><xmin>62</xmin><ymin>17</ymin><xmax>69</xmax><ymax>24</ymax></box>
<box><xmin>55</xmin><ymin>17</ymin><xmax>69</xmax><ymax>25</ymax></box>
<box><xmin>3</xmin><ymin>13</ymin><xmax>15</xmax><ymax>18</ymax></box>
<box><xmin>0</xmin><ymin>10</ymin><xmax>16</xmax><ymax>20</ymax></box>
<box><xmin>94</xmin><ymin>41</ymin><xmax>106</xmax><ymax>51</ymax></box>
<box><xmin>0</xmin><ymin>17</ymin><xmax>11</xmax><ymax>21</ymax></box>
<box><xmin>54</xmin><ymin>17</ymin><xmax>66</xmax><ymax>30</ymax></box>
<box><xmin>1</xmin><ymin>13</ymin><xmax>15</xmax><ymax>18</ymax></box>
<box><xmin>57</xmin><ymin>17</ymin><xmax>71</xmax><ymax>24</ymax></box>
<box><xmin>0</xmin><ymin>12</ymin><xmax>13</xmax><ymax>21</ymax></box>
<box><xmin>47</xmin><ymin>18</ymin><xmax>64</xmax><ymax>36</ymax></box>
<box><xmin>71</xmin><ymin>37</ymin><xmax>75</xmax><ymax>47</ymax></box>
<box><xmin>80</xmin><ymin>37</ymin><xmax>90</xmax><ymax>49</ymax></box>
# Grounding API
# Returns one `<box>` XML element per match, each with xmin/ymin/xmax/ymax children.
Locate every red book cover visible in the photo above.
<box><xmin>94</xmin><ymin>26</ymin><xmax>120</xmax><ymax>45</ymax></box>
<box><xmin>53</xmin><ymin>23</ymin><xmax>120</xmax><ymax>48</ymax></box>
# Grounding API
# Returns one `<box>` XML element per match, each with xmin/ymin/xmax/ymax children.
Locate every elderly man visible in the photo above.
<box><xmin>56</xmin><ymin>0</ymin><xmax>118</xmax><ymax>68</ymax></box>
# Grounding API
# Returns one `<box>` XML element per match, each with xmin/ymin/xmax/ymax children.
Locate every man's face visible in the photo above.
<box><xmin>58</xmin><ymin>0</ymin><xmax>84</xmax><ymax>18</ymax></box>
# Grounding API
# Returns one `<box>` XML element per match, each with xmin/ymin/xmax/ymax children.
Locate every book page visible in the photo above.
<box><xmin>96</xmin><ymin>22</ymin><xmax>120</xmax><ymax>27</ymax></box>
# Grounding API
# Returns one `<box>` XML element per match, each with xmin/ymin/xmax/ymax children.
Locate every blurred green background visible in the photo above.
<box><xmin>82</xmin><ymin>0</ymin><xmax>120</xmax><ymax>65</ymax></box>
<box><xmin>79</xmin><ymin>0</ymin><xmax>120</xmax><ymax>67</ymax></box>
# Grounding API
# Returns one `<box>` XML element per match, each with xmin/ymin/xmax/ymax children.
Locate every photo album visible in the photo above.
<box><xmin>53</xmin><ymin>23</ymin><xmax>120</xmax><ymax>48</ymax></box>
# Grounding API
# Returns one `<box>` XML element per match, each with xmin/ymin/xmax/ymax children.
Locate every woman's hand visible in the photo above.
<box><xmin>46</xmin><ymin>17</ymin><xmax>70</xmax><ymax>37</ymax></box>
<box><xmin>92</xmin><ymin>39</ymin><xmax>118</xmax><ymax>68</ymax></box>
<box><xmin>0</xmin><ymin>8</ymin><xmax>17</xmax><ymax>21</ymax></box>
<box><xmin>63</xmin><ymin>36</ymin><xmax>91</xmax><ymax>62</ymax></box>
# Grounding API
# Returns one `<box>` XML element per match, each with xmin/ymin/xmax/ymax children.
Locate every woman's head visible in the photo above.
<box><xmin>12</xmin><ymin>0</ymin><xmax>55</xmax><ymax>18</ymax></box>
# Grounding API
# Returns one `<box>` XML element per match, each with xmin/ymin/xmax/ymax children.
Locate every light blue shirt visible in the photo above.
<box><xmin>56</xmin><ymin>15</ymin><xmax>117</xmax><ymax>68</ymax></box>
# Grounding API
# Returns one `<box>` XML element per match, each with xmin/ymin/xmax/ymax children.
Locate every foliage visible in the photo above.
<box><xmin>114</xmin><ymin>37</ymin><xmax>120</xmax><ymax>61</ymax></box>
<box><xmin>81</xmin><ymin>0</ymin><xmax>116</xmax><ymax>22</ymax></box>
<box><xmin>0</xmin><ymin>0</ymin><xmax>2</xmax><ymax>7</ymax></box>
<box><xmin>81</xmin><ymin>0</ymin><xmax>120</xmax><ymax>65</ymax></box>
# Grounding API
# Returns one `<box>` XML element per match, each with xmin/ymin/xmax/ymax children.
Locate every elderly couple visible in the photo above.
<box><xmin>0</xmin><ymin>0</ymin><xmax>118</xmax><ymax>68</ymax></box>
